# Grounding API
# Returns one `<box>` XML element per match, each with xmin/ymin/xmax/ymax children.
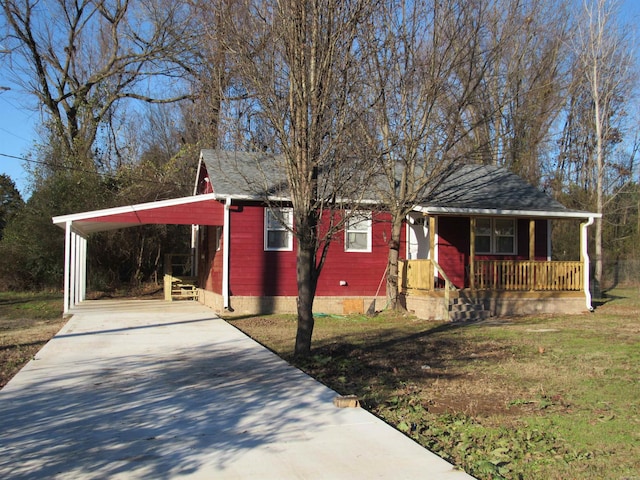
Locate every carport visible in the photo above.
<box><xmin>52</xmin><ymin>193</ymin><xmax>225</xmax><ymax>314</ymax></box>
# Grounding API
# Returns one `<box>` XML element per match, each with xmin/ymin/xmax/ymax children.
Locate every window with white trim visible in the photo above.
<box><xmin>475</xmin><ymin>218</ymin><xmax>516</xmax><ymax>254</ymax></box>
<box><xmin>345</xmin><ymin>211</ymin><xmax>372</xmax><ymax>252</ymax></box>
<box><xmin>265</xmin><ymin>208</ymin><xmax>293</xmax><ymax>251</ymax></box>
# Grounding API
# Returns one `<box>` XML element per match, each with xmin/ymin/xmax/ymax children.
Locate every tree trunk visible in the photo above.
<box><xmin>595</xmin><ymin>204</ymin><xmax>603</xmax><ymax>297</ymax></box>
<box><xmin>594</xmin><ymin>61</ymin><xmax>603</xmax><ymax>298</ymax></box>
<box><xmin>294</xmin><ymin>240</ymin><xmax>318</xmax><ymax>357</ymax></box>
<box><xmin>386</xmin><ymin>215</ymin><xmax>404</xmax><ymax>310</ymax></box>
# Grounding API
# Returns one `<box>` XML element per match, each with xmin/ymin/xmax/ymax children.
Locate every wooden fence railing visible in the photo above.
<box><xmin>473</xmin><ymin>260</ymin><xmax>583</xmax><ymax>291</ymax></box>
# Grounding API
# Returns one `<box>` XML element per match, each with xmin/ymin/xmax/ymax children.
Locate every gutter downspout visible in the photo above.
<box><xmin>581</xmin><ymin>216</ymin><xmax>595</xmax><ymax>312</ymax></box>
<box><xmin>223</xmin><ymin>197</ymin><xmax>231</xmax><ymax>309</ymax></box>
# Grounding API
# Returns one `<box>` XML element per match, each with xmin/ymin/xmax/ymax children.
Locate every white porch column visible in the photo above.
<box><xmin>546</xmin><ymin>219</ymin><xmax>552</xmax><ymax>261</ymax></box>
<box><xmin>581</xmin><ymin>216</ymin><xmax>595</xmax><ymax>311</ymax></box>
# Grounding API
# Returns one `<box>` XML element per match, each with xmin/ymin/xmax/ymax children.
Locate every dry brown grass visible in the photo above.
<box><xmin>0</xmin><ymin>293</ymin><xmax>65</xmax><ymax>388</ymax></box>
<box><xmin>229</xmin><ymin>288</ymin><xmax>640</xmax><ymax>480</ymax></box>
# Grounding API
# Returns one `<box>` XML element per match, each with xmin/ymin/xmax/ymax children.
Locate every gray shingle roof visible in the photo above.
<box><xmin>200</xmin><ymin>150</ymin><xmax>288</xmax><ymax>198</ymax></box>
<box><xmin>200</xmin><ymin>150</ymin><xmax>594</xmax><ymax>217</ymax></box>
<box><xmin>424</xmin><ymin>164</ymin><xmax>568</xmax><ymax>212</ymax></box>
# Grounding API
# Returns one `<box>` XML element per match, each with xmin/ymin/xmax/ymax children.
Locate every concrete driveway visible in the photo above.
<box><xmin>0</xmin><ymin>300</ymin><xmax>473</xmax><ymax>479</ymax></box>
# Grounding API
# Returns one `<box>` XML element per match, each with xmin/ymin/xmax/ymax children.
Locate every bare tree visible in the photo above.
<box><xmin>462</xmin><ymin>0</ymin><xmax>571</xmax><ymax>185</ymax></box>
<box><xmin>179</xmin><ymin>0</ymin><xmax>242</xmax><ymax>149</ymax></box>
<box><xmin>1</xmin><ymin>0</ymin><xmax>194</xmax><ymax>169</ymax></box>
<box><xmin>569</xmin><ymin>0</ymin><xmax>636</xmax><ymax>292</ymax></box>
<box><xmin>359</xmin><ymin>0</ymin><xmax>499</xmax><ymax>309</ymax></box>
<box><xmin>226</xmin><ymin>0</ymin><xmax>374</xmax><ymax>356</ymax></box>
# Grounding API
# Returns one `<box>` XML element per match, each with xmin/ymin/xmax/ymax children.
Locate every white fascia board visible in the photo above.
<box><xmin>214</xmin><ymin>193</ymin><xmax>291</xmax><ymax>203</ymax></box>
<box><xmin>52</xmin><ymin>193</ymin><xmax>221</xmax><ymax>229</ymax></box>
<box><xmin>215</xmin><ymin>193</ymin><xmax>379</xmax><ymax>206</ymax></box>
<box><xmin>412</xmin><ymin>205</ymin><xmax>601</xmax><ymax>220</ymax></box>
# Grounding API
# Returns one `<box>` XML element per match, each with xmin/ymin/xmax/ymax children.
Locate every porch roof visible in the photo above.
<box><xmin>413</xmin><ymin>205</ymin><xmax>599</xmax><ymax>219</ymax></box>
<box><xmin>52</xmin><ymin>193</ymin><xmax>224</xmax><ymax>236</ymax></box>
<box><xmin>414</xmin><ymin>165</ymin><xmax>599</xmax><ymax>219</ymax></box>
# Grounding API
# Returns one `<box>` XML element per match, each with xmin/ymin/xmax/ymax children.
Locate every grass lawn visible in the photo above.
<box><xmin>1</xmin><ymin>288</ymin><xmax>637</xmax><ymax>479</ymax></box>
<box><xmin>0</xmin><ymin>292</ymin><xmax>65</xmax><ymax>388</ymax></box>
<box><xmin>228</xmin><ymin>287</ymin><xmax>640</xmax><ymax>480</ymax></box>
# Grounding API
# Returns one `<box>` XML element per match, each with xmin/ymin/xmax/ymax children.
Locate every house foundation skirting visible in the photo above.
<box><xmin>198</xmin><ymin>288</ymin><xmax>586</xmax><ymax>320</ymax></box>
<box><xmin>197</xmin><ymin>289</ymin><xmax>387</xmax><ymax>316</ymax></box>
<box><xmin>402</xmin><ymin>290</ymin><xmax>588</xmax><ymax>321</ymax></box>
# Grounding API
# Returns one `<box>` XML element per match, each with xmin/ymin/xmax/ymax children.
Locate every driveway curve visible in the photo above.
<box><xmin>0</xmin><ymin>300</ymin><xmax>473</xmax><ymax>479</ymax></box>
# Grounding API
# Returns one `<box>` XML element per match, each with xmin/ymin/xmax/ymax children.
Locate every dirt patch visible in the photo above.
<box><xmin>0</xmin><ymin>318</ymin><xmax>67</xmax><ymax>388</ymax></box>
<box><xmin>0</xmin><ymin>293</ymin><xmax>65</xmax><ymax>389</ymax></box>
<box><xmin>232</xmin><ymin>316</ymin><xmax>528</xmax><ymax>419</ymax></box>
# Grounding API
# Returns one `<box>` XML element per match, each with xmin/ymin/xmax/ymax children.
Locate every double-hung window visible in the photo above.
<box><xmin>345</xmin><ymin>211</ymin><xmax>372</xmax><ymax>252</ymax></box>
<box><xmin>475</xmin><ymin>218</ymin><xmax>516</xmax><ymax>254</ymax></box>
<box><xmin>265</xmin><ymin>208</ymin><xmax>293</xmax><ymax>251</ymax></box>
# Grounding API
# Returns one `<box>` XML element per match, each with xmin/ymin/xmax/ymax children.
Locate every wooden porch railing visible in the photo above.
<box><xmin>399</xmin><ymin>259</ymin><xmax>435</xmax><ymax>292</ymax></box>
<box><xmin>398</xmin><ymin>259</ymin><xmax>455</xmax><ymax>292</ymax></box>
<box><xmin>164</xmin><ymin>253</ymin><xmax>198</xmax><ymax>301</ymax></box>
<box><xmin>473</xmin><ymin>260</ymin><xmax>583</xmax><ymax>291</ymax></box>
<box><xmin>399</xmin><ymin>259</ymin><xmax>456</xmax><ymax>316</ymax></box>
<box><xmin>399</xmin><ymin>259</ymin><xmax>583</xmax><ymax>292</ymax></box>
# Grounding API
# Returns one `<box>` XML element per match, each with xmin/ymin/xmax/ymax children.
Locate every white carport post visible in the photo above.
<box><xmin>80</xmin><ymin>234</ymin><xmax>87</xmax><ymax>302</ymax></box>
<box><xmin>74</xmin><ymin>232</ymin><xmax>87</xmax><ymax>305</ymax></box>
<box><xmin>63</xmin><ymin>221</ymin><xmax>88</xmax><ymax>314</ymax></box>
<box><xmin>63</xmin><ymin>221</ymin><xmax>72</xmax><ymax>314</ymax></box>
<box><xmin>70</xmin><ymin>228</ymin><xmax>77</xmax><ymax>307</ymax></box>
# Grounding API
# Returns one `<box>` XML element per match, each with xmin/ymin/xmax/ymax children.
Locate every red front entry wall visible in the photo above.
<box><xmin>437</xmin><ymin>216</ymin><xmax>549</xmax><ymax>289</ymax></box>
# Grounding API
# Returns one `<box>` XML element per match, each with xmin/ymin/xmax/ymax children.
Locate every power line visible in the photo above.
<box><xmin>0</xmin><ymin>125</ymin><xmax>31</xmax><ymax>142</ymax></box>
<box><xmin>0</xmin><ymin>152</ymin><xmax>193</xmax><ymax>188</ymax></box>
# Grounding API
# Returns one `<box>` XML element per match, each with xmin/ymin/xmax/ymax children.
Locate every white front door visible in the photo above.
<box><xmin>407</xmin><ymin>213</ymin><xmax>429</xmax><ymax>260</ymax></box>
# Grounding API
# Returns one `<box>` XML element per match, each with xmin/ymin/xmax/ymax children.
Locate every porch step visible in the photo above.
<box><xmin>167</xmin><ymin>276</ymin><xmax>199</xmax><ymax>301</ymax></box>
<box><xmin>448</xmin><ymin>297</ymin><xmax>491</xmax><ymax>322</ymax></box>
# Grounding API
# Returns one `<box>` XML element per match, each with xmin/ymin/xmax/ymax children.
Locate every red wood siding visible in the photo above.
<box><xmin>200</xmin><ymin>209</ymin><xmax>551</xmax><ymax>297</ymax></box>
<box><xmin>224</xmin><ymin>204</ymin><xmax>296</xmax><ymax>296</ymax></box>
<box><xmin>437</xmin><ymin>217</ymin><xmax>469</xmax><ymax>288</ymax></box>
<box><xmin>224</xmin><ymin>205</ymin><xmax>394</xmax><ymax>297</ymax></box>
<box><xmin>316</xmin><ymin>212</ymin><xmax>391</xmax><ymax>296</ymax></box>
<box><xmin>199</xmin><ymin>226</ymin><xmax>223</xmax><ymax>293</ymax></box>
<box><xmin>196</xmin><ymin>165</ymin><xmax>213</xmax><ymax>194</ymax></box>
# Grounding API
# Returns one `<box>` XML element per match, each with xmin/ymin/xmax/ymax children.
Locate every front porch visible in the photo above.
<box><xmin>398</xmin><ymin>211</ymin><xmax>596</xmax><ymax>320</ymax></box>
<box><xmin>399</xmin><ymin>258</ymin><xmax>587</xmax><ymax>321</ymax></box>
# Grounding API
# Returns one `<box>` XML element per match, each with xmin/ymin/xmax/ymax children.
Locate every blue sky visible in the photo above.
<box><xmin>0</xmin><ymin>86</ymin><xmax>40</xmax><ymax>195</ymax></box>
<box><xmin>1</xmin><ymin>0</ymin><xmax>640</xmax><ymax>197</ymax></box>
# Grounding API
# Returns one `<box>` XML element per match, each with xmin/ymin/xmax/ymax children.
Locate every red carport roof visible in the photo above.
<box><xmin>52</xmin><ymin>193</ymin><xmax>224</xmax><ymax>235</ymax></box>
